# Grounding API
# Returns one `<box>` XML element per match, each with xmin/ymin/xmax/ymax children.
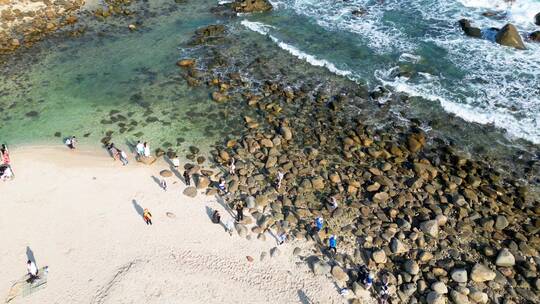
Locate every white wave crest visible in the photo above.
<box><xmin>241</xmin><ymin>20</ymin><xmax>353</xmax><ymax>77</ymax></box>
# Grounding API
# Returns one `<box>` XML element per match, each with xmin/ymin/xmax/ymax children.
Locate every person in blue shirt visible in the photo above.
<box><xmin>329</xmin><ymin>234</ymin><xmax>337</xmax><ymax>254</ymax></box>
<box><xmin>315</xmin><ymin>216</ymin><xmax>324</xmax><ymax>232</ymax></box>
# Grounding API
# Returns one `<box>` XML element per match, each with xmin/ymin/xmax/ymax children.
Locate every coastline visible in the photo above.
<box><xmin>1</xmin><ymin>145</ymin><xmax>352</xmax><ymax>304</ymax></box>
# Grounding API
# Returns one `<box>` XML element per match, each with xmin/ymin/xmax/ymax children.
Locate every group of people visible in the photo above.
<box><xmin>106</xmin><ymin>143</ymin><xmax>129</xmax><ymax>165</ymax></box>
<box><xmin>1</xmin><ymin>144</ymin><xmax>14</xmax><ymax>181</ymax></box>
<box><xmin>135</xmin><ymin>141</ymin><xmax>151</xmax><ymax>159</ymax></box>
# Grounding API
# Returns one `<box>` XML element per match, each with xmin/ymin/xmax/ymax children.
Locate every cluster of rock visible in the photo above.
<box><xmin>230</xmin><ymin>0</ymin><xmax>272</xmax><ymax>13</ymax></box>
<box><xmin>92</xmin><ymin>0</ymin><xmax>134</xmax><ymax>20</ymax></box>
<box><xmin>176</xmin><ymin>23</ymin><xmax>540</xmax><ymax>303</ymax></box>
<box><xmin>0</xmin><ymin>0</ymin><xmax>84</xmax><ymax>54</ymax></box>
<box><xmin>458</xmin><ymin>12</ymin><xmax>540</xmax><ymax>49</ymax></box>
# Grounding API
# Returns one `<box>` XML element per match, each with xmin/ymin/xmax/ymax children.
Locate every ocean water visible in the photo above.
<box><xmin>241</xmin><ymin>0</ymin><xmax>540</xmax><ymax>145</ymax></box>
<box><xmin>0</xmin><ymin>0</ymin><xmax>250</xmax><ymax>154</ymax></box>
<box><xmin>0</xmin><ymin>0</ymin><xmax>538</xmax><ymax>164</ymax></box>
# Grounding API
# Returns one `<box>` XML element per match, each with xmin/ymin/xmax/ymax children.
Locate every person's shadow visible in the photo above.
<box><xmin>150</xmin><ymin>176</ymin><xmax>163</xmax><ymax>188</ymax></box>
<box><xmin>26</xmin><ymin>246</ymin><xmax>36</xmax><ymax>266</ymax></box>
<box><xmin>163</xmin><ymin>156</ymin><xmax>185</xmax><ymax>182</ymax></box>
<box><xmin>132</xmin><ymin>199</ymin><xmax>144</xmax><ymax>220</ymax></box>
<box><xmin>297</xmin><ymin>290</ymin><xmax>312</xmax><ymax>304</ymax></box>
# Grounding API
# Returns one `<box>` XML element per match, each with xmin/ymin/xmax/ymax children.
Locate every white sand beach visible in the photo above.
<box><xmin>0</xmin><ymin>146</ymin><xmax>348</xmax><ymax>304</ymax></box>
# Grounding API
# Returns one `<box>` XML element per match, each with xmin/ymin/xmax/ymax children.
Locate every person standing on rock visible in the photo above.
<box><xmin>328</xmin><ymin>234</ymin><xmax>337</xmax><ymax>254</ymax></box>
<box><xmin>235</xmin><ymin>204</ymin><xmax>244</xmax><ymax>222</ymax></box>
<box><xmin>330</xmin><ymin>196</ymin><xmax>338</xmax><ymax>211</ymax></box>
<box><xmin>143</xmin><ymin>208</ymin><xmax>153</xmax><ymax>225</ymax></box>
<box><xmin>276</xmin><ymin>171</ymin><xmax>285</xmax><ymax>189</ymax></box>
<box><xmin>229</xmin><ymin>158</ymin><xmax>236</xmax><ymax>175</ymax></box>
<box><xmin>315</xmin><ymin>216</ymin><xmax>324</xmax><ymax>232</ymax></box>
<box><xmin>183</xmin><ymin>170</ymin><xmax>191</xmax><ymax>186</ymax></box>
<box><xmin>218</xmin><ymin>178</ymin><xmax>227</xmax><ymax>194</ymax></box>
<box><xmin>136</xmin><ymin>141</ymin><xmax>144</xmax><ymax>159</ymax></box>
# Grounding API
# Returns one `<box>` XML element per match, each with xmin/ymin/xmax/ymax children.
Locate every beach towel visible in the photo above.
<box><xmin>5</xmin><ymin>266</ymin><xmax>49</xmax><ymax>303</ymax></box>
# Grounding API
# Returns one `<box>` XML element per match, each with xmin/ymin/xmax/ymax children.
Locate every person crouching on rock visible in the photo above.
<box><xmin>328</xmin><ymin>234</ymin><xmax>337</xmax><ymax>254</ymax></box>
<box><xmin>211</xmin><ymin>210</ymin><xmax>221</xmax><ymax>224</ymax></box>
<box><xmin>143</xmin><ymin>208</ymin><xmax>153</xmax><ymax>225</ymax></box>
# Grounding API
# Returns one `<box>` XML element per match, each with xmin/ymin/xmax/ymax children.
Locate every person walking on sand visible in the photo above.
<box><xmin>211</xmin><ymin>210</ymin><xmax>221</xmax><ymax>224</ymax></box>
<box><xmin>65</xmin><ymin>136</ymin><xmax>77</xmax><ymax>150</ymax></box>
<box><xmin>277</xmin><ymin>230</ymin><xmax>287</xmax><ymax>245</ymax></box>
<box><xmin>136</xmin><ymin>141</ymin><xmax>144</xmax><ymax>158</ymax></box>
<box><xmin>107</xmin><ymin>143</ymin><xmax>120</xmax><ymax>161</ymax></box>
<box><xmin>1</xmin><ymin>144</ymin><xmax>10</xmax><ymax>165</ymax></box>
<box><xmin>171</xmin><ymin>155</ymin><xmax>180</xmax><ymax>169</ymax></box>
<box><xmin>225</xmin><ymin>218</ymin><xmax>235</xmax><ymax>236</ymax></box>
<box><xmin>329</xmin><ymin>234</ymin><xmax>337</xmax><ymax>254</ymax></box>
<box><xmin>160</xmin><ymin>178</ymin><xmax>167</xmax><ymax>191</ymax></box>
<box><xmin>235</xmin><ymin>204</ymin><xmax>244</xmax><ymax>222</ymax></box>
<box><xmin>27</xmin><ymin>260</ymin><xmax>39</xmax><ymax>283</ymax></box>
<box><xmin>143</xmin><ymin>142</ymin><xmax>151</xmax><ymax>158</ymax></box>
<box><xmin>143</xmin><ymin>208</ymin><xmax>153</xmax><ymax>225</ymax></box>
<box><xmin>119</xmin><ymin>149</ymin><xmax>129</xmax><ymax>166</ymax></box>
<box><xmin>183</xmin><ymin>170</ymin><xmax>191</xmax><ymax>186</ymax></box>
<box><xmin>229</xmin><ymin>158</ymin><xmax>236</xmax><ymax>175</ymax></box>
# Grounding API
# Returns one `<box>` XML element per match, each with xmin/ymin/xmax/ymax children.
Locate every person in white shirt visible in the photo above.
<box><xmin>136</xmin><ymin>141</ymin><xmax>144</xmax><ymax>158</ymax></box>
<box><xmin>276</xmin><ymin>171</ymin><xmax>285</xmax><ymax>189</ymax></box>
<box><xmin>119</xmin><ymin>150</ymin><xmax>129</xmax><ymax>166</ymax></box>
<box><xmin>143</xmin><ymin>142</ymin><xmax>150</xmax><ymax>157</ymax></box>
<box><xmin>229</xmin><ymin>158</ymin><xmax>236</xmax><ymax>175</ymax></box>
<box><xmin>27</xmin><ymin>260</ymin><xmax>38</xmax><ymax>282</ymax></box>
<box><xmin>171</xmin><ymin>156</ymin><xmax>180</xmax><ymax>169</ymax></box>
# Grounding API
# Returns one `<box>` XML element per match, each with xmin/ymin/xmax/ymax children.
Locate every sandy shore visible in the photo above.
<box><xmin>0</xmin><ymin>145</ymin><xmax>347</xmax><ymax>304</ymax></box>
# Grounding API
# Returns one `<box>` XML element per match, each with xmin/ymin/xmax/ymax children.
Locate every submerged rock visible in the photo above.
<box><xmin>529</xmin><ymin>31</ymin><xmax>540</xmax><ymax>42</ymax></box>
<box><xmin>232</xmin><ymin>0</ymin><xmax>272</xmax><ymax>13</ymax></box>
<box><xmin>495</xmin><ymin>24</ymin><xmax>526</xmax><ymax>50</ymax></box>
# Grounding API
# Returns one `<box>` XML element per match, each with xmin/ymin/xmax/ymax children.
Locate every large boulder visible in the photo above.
<box><xmin>312</xmin><ymin>260</ymin><xmax>331</xmax><ymax>275</ymax></box>
<box><xmin>535</xmin><ymin>12</ymin><xmax>540</xmax><ymax>26</ymax></box>
<box><xmin>529</xmin><ymin>31</ymin><xmax>540</xmax><ymax>42</ymax></box>
<box><xmin>232</xmin><ymin>0</ymin><xmax>272</xmax><ymax>13</ymax></box>
<box><xmin>495</xmin><ymin>23</ymin><xmax>526</xmax><ymax>50</ymax></box>
<box><xmin>183</xmin><ymin>186</ymin><xmax>197</xmax><ymax>197</ymax></box>
<box><xmin>458</xmin><ymin>19</ymin><xmax>482</xmax><ymax>38</ymax></box>
<box><xmin>331</xmin><ymin>265</ymin><xmax>349</xmax><ymax>282</ymax></box>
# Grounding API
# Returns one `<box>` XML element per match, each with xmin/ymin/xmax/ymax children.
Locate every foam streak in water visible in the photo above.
<box><xmin>241</xmin><ymin>20</ymin><xmax>353</xmax><ymax>77</ymax></box>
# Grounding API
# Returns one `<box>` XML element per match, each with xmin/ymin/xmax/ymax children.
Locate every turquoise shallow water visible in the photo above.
<box><xmin>0</xmin><ymin>0</ymin><xmax>245</xmax><ymax>154</ymax></box>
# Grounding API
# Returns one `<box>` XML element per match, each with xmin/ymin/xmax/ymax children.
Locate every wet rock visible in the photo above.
<box><xmin>128</xmin><ymin>24</ymin><xmax>136</xmax><ymax>31</ymax></box>
<box><xmin>177</xmin><ymin>58</ymin><xmax>196</xmax><ymax>67</ymax></box>
<box><xmin>495</xmin><ymin>23</ymin><xmax>526</xmax><ymax>50</ymax></box>
<box><xmin>407</xmin><ymin>132</ymin><xmax>425</xmax><ymax>153</ymax></box>
<box><xmin>25</xmin><ymin>111</ymin><xmax>39</xmax><ymax>117</ymax></box>
<box><xmin>459</xmin><ymin>19</ymin><xmax>482</xmax><ymax>38</ymax></box>
<box><xmin>535</xmin><ymin>12</ymin><xmax>540</xmax><ymax>26</ymax></box>
<box><xmin>451</xmin><ymin>268</ymin><xmax>468</xmax><ymax>283</ymax></box>
<box><xmin>495</xmin><ymin>248</ymin><xmax>515</xmax><ymax>267</ymax></box>
<box><xmin>470</xmin><ymin>263</ymin><xmax>496</xmax><ymax>282</ymax></box>
<box><xmin>529</xmin><ymin>31</ymin><xmax>540</xmax><ymax>42</ymax></box>
<box><xmin>231</xmin><ymin>0</ymin><xmax>272</xmax><ymax>13</ymax></box>
<box><xmin>212</xmin><ymin>91</ymin><xmax>228</xmax><ymax>103</ymax></box>
<box><xmin>331</xmin><ymin>265</ymin><xmax>349</xmax><ymax>282</ymax></box>
<box><xmin>183</xmin><ymin>186</ymin><xmax>197</xmax><ymax>197</ymax></box>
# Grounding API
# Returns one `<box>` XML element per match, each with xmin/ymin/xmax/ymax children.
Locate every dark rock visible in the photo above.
<box><xmin>529</xmin><ymin>31</ymin><xmax>540</xmax><ymax>42</ymax></box>
<box><xmin>535</xmin><ymin>12</ymin><xmax>540</xmax><ymax>26</ymax></box>
<box><xmin>459</xmin><ymin>19</ymin><xmax>482</xmax><ymax>38</ymax></box>
<box><xmin>232</xmin><ymin>0</ymin><xmax>272</xmax><ymax>13</ymax></box>
<box><xmin>495</xmin><ymin>23</ymin><xmax>526</xmax><ymax>50</ymax></box>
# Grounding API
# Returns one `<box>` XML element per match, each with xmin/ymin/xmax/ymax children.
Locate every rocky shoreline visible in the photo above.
<box><xmin>0</xmin><ymin>0</ymin><xmax>539</xmax><ymax>303</ymax></box>
<box><xmin>174</xmin><ymin>14</ymin><xmax>540</xmax><ymax>303</ymax></box>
